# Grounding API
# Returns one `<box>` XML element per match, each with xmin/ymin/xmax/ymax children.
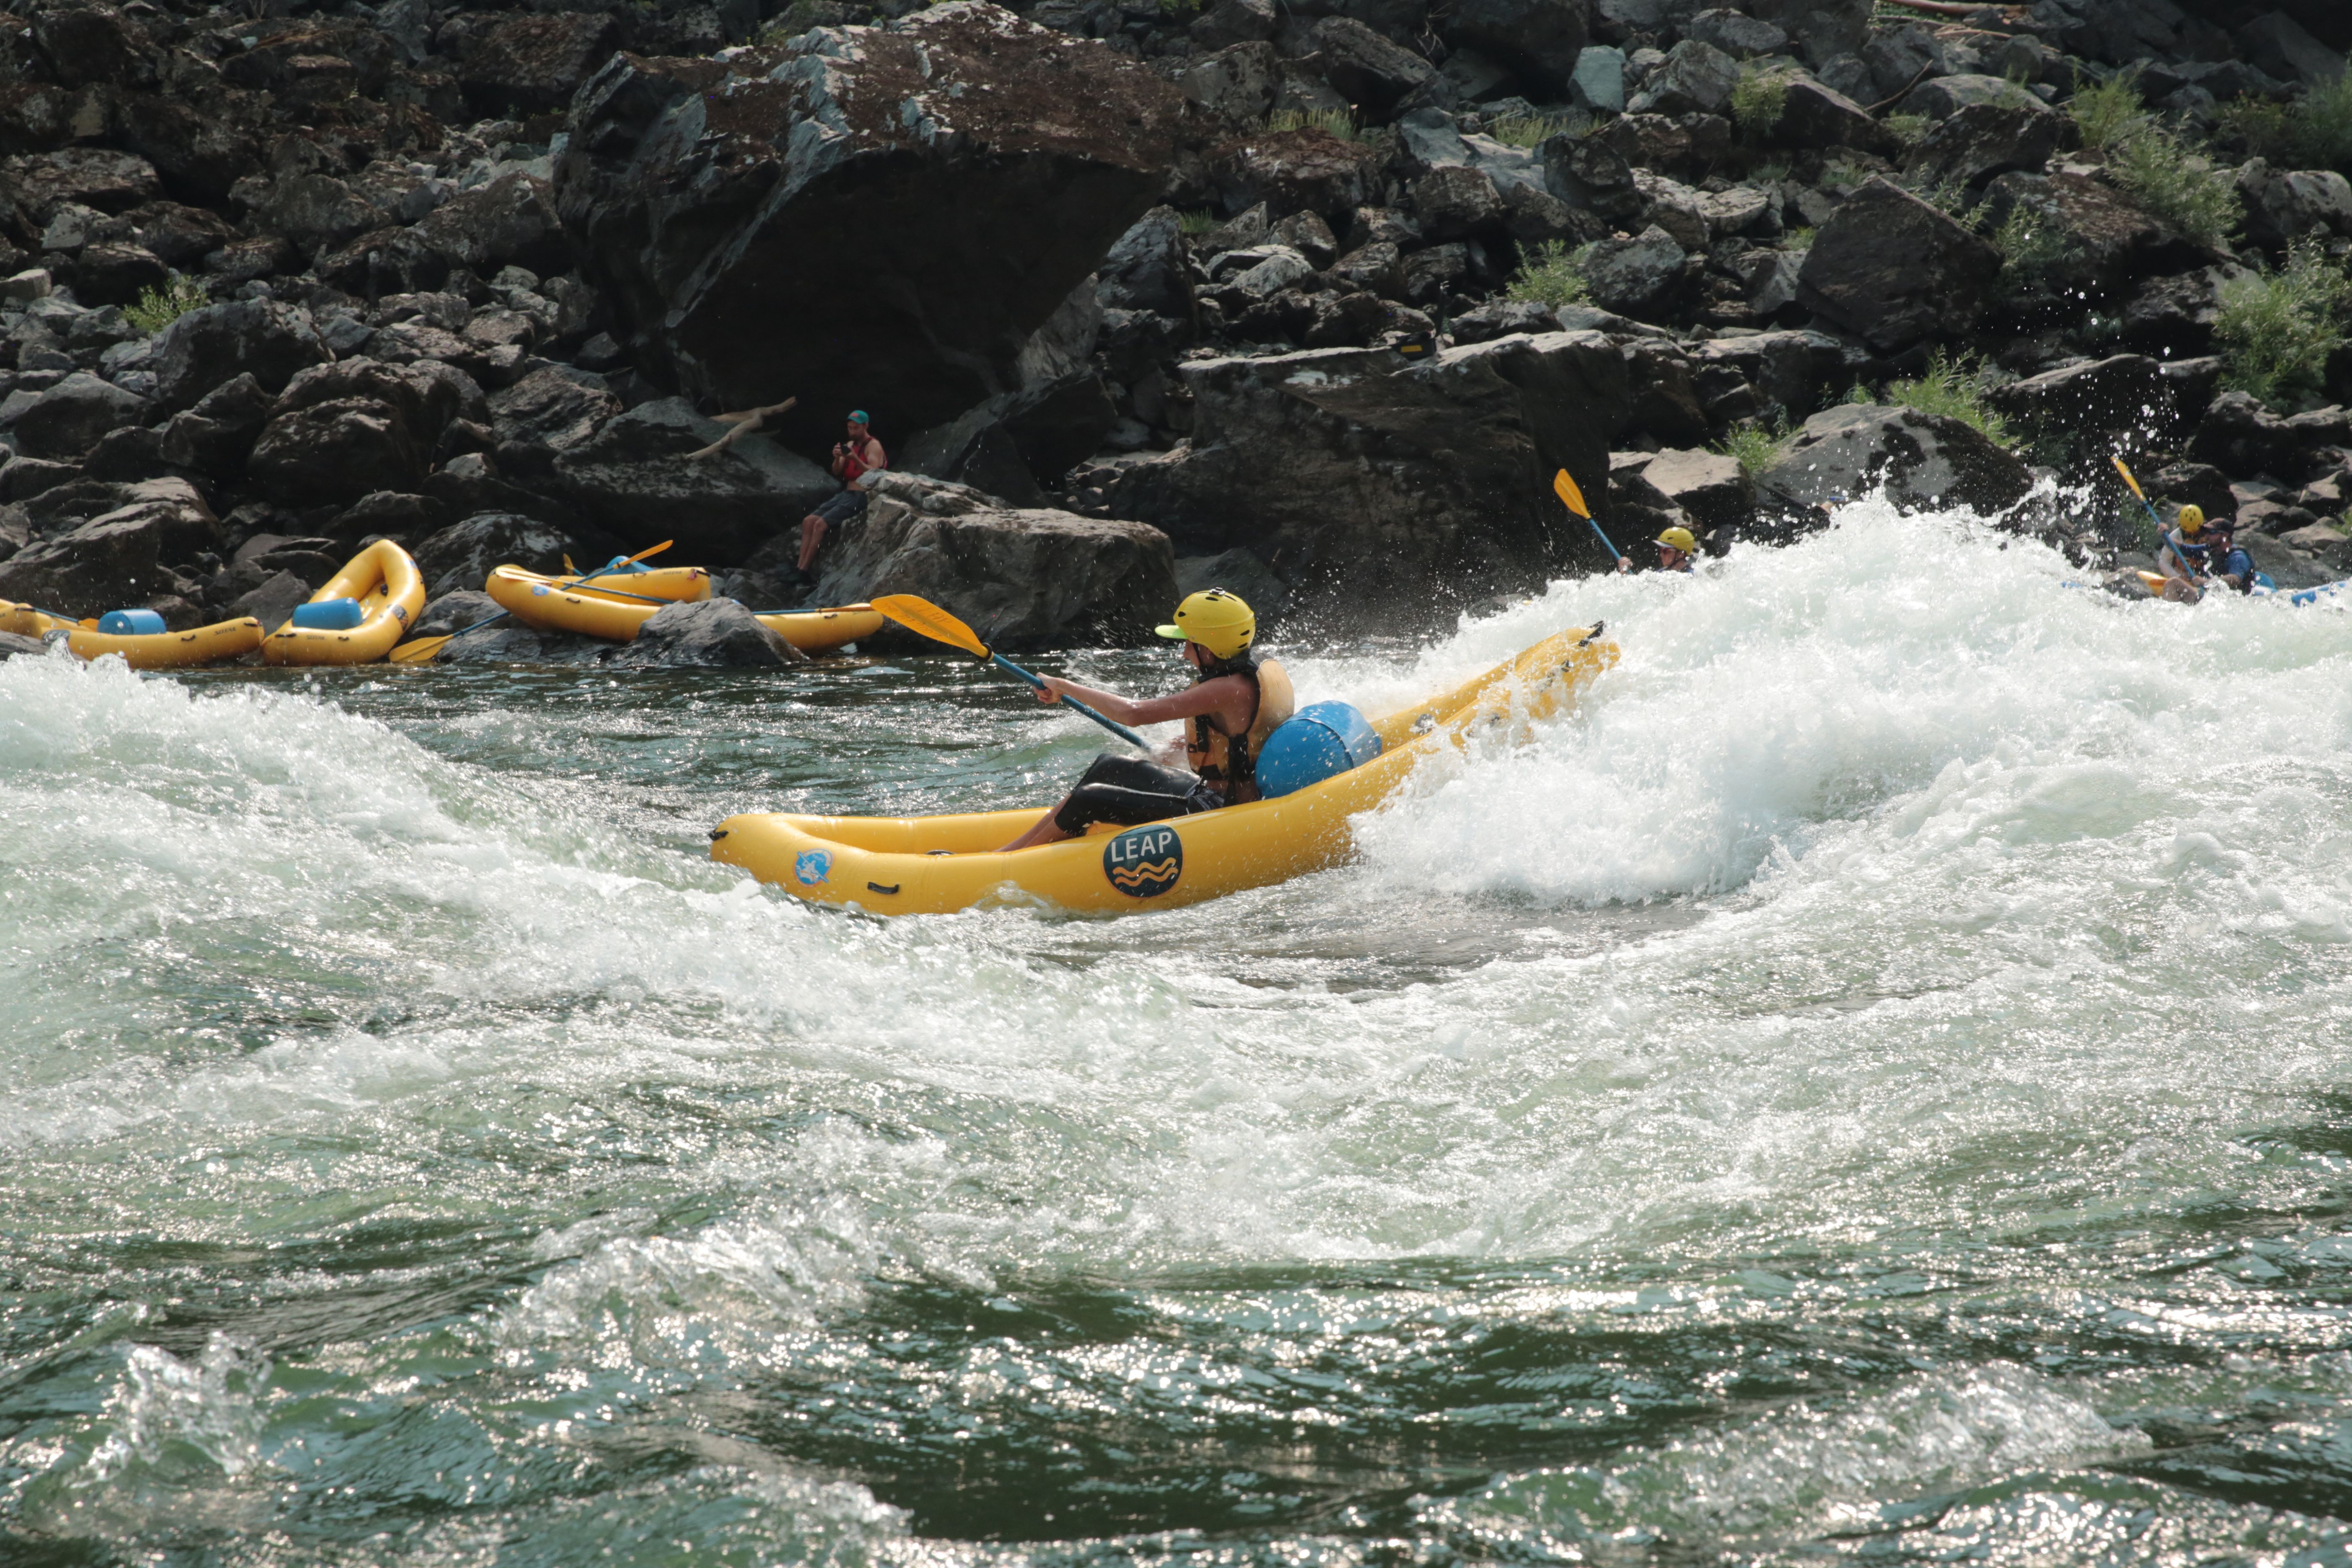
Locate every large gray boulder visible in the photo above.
<box><xmin>811</xmin><ymin>473</ymin><xmax>1178</xmax><ymax>651</ymax></box>
<box><xmin>1444</xmin><ymin>0</ymin><xmax>1590</xmax><ymax>97</ymax></box>
<box><xmin>1093</xmin><ymin>330</ymin><xmax>1626</xmax><ymax>619</ymax></box>
<box><xmin>0</xmin><ymin>482</ymin><xmax>219</xmax><ymax>617</ymax></box>
<box><xmin>1</xmin><ymin>371</ymin><xmax>146</xmax><ymax>460</ymax></box>
<box><xmin>1756</xmin><ymin>403</ymin><xmax>2034</xmax><ymax>521</ymax></box>
<box><xmin>1987</xmin><ymin>355</ymin><xmax>2177</xmax><ymax>444</ymax></box>
<box><xmin>553</xmin><ymin>2</ymin><xmax>1187</xmax><ymax>454</ymax></box>
<box><xmin>152</xmin><ymin>298</ymin><xmax>332</xmax><ymax>413</ymax></box>
<box><xmin>1796</xmin><ymin>177</ymin><xmax>2002</xmax><ymax>351</ymax></box>
<box><xmin>412</xmin><ymin>512</ymin><xmax>583</xmax><ymax>599</ymax></box>
<box><xmin>157</xmin><ymin>372</ymin><xmax>274</xmax><ymax>477</ymax></box>
<box><xmin>606</xmin><ymin>598</ymin><xmax>810</xmax><ymax>668</ymax></box>
<box><xmin>548</xmin><ymin>398</ymin><xmax>835</xmax><ymax>563</ymax></box>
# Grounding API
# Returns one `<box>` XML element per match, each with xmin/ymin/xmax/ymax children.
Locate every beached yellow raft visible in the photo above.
<box><xmin>2</xmin><ymin>599</ymin><xmax>265</xmax><ymax>668</ymax></box>
<box><xmin>712</xmin><ymin>623</ymin><xmax>1617</xmax><ymax>915</ymax></box>
<box><xmin>263</xmin><ymin>539</ymin><xmax>426</xmax><ymax>665</ymax></box>
<box><xmin>485</xmin><ymin>565</ymin><xmax>885</xmax><ymax>652</ymax></box>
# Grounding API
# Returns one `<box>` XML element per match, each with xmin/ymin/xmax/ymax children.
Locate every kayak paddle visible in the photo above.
<box><xmin>871</xmin><ymin>594</ymin><xmax>1152</xmax><ymax>749</ymax></box>
<box><xmin>1553</xmin><ymin>468</ymin><xmax>1622</xmax><ymax>566</ymax></box>
<box><xmin>388</xmin><ymin>540</ymin><xmax>673</xmax><ymax>664</ymax></box>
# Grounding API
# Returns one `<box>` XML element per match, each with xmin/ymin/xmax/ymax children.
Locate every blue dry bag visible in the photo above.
<box><xmin>291</xmin><ymin>598</ymin><xmax>365</xmax><ymax>630</ymax></box>
<box><xmin>96</xmin><ymin>608</ymin><xmax>166</xmax><ymax>636</ymax></box>
<box><xmin>1255</xmin><ymin>701</ymin><xmax>1383</xmax><ymax>799</ymax></box>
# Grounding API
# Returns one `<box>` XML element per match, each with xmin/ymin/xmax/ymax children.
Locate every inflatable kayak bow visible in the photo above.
<box><xmin>486</xmin><ymin>565</ymin><xmax>883</xmax><ymax>652</ymax></box>
<box><xmin>3</xmin><ymin>600</ymin><xmax>264</xmax><ymax>668</ymax></box>
<box><xmin>710</xmin><ymin>623</ymin><xmax>1617</xmax><ymax>915</ymax></box>
<box><xmin>263</xmin><ymin>539</ymin><xmax>426</xmax><ymax>665</ymax></box>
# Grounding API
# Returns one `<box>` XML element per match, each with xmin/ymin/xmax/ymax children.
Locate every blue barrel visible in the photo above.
<box><xmin>1255</xmin><ymin>701</ymin><xmax>1383</xmax><ymax>799</ymax></box>
<box><xmin>291</xmin><ymin>598</ymin><xmax>365</xmax><ymax>630</ymax></box>
<box><xmin>96</xmin><ymin>608</ymin><xmax>166</xmax><ymax>636</ymax></box>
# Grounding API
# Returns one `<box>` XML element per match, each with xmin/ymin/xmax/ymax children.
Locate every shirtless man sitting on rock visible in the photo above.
<box><xmin>795</xmin><ymin>410</ymin><xmax>887</xmax><ymax>585</ymax></box>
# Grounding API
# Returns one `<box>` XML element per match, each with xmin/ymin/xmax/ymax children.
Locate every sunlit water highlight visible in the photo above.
<box><xmin>3</xmin><ymin>504</ymin><xmax>2351</xmax><ymax>1565</ymax></box>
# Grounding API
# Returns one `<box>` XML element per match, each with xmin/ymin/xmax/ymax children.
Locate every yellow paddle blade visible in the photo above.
<box><xmin>387</xmin><ymin>636</ymin><xmax>447</xmax><ymax>664</ymax></box>
<box><xmin>625</xmin><ymin>540</ymin><xmax>673</xmax><ymax>565</ymax></box>
<box><xmin>562</xmin><ymin>555</ymin><xmax>579</xmax><ymax>575</ymax></box>
<box><xmin>2111</xmin><ymin>455</ymin><xmax>2148</xmax><ymax>500</ymax></box>
<box><xmin>1552</xmin><ymin>468</ymin><xmax>1591</xmax><ymax>519</ymax></box>
<box><xmin>872</xmin><ymin>594</ymin><xmax>989</xmax><ymax>658</ymax></box>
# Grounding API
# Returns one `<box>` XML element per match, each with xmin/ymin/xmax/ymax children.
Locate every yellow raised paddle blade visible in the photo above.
<box><xmin>872</xmin><ymin>594</ymin><xmax>990</xmax><ymax>659</ymax></box>
<box><xmin>1552</xmin><ymin>468</ymin><xmax>1591</xmax><ymax>519</ymax></box>
<box><xmin>2111</xmin><ymin>455</ymin><xmax>2148</xmax><ymax>500</ymax></box>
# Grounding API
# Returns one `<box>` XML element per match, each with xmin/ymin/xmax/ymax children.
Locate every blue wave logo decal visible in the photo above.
<box><xmin>794</xmin><ymin>850</ymin><xmax>831</xmax><ymax>886</ymax></box>
<box><xmin>1102</xmin><ymin>825</ymin><xmax>1182</xmax><ymax>899</ymax></box>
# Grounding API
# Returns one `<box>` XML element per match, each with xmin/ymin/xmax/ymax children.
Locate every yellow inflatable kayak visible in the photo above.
<box><xmin>486</xmin><ymin>565</ymin><xmax>884</xmax><ymax>652</ymax></box>
<box><xmin>262</xmin><ymin>539</ymin><xmax>426</xmax><ymax>665</ymax></box>
<box><xmin>711</xmin><ymin>624</ymin><xmax>1617</xmax><ymax>915</ymax></box>
<box><xmin>3</xmin><ymin>599</ymin><xmax>265</xmax><ymax>668</ymax></box>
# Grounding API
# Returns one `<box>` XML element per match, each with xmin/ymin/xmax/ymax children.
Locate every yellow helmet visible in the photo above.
<box><xmin>1656</xmin><ymin>526</ymin><xmax>1698</xmax><ymax>553</ymax></box>
<box><xmin>2177</xmin><ymin>503</ymin><xmax>2205</xmax><ymax>534</ymax></box>
<box><xmin>1156</xmin><ymin>588</ymin><xmax>1255</xmax><ymax>659</ymax></box>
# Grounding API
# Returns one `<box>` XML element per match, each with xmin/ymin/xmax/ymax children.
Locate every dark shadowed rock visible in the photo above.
<box><xmin>2191</xmin><ymin>392</ymin><xmax>2352</xmax><ymax>480</ymax></box>
<box><xmin>153</xmin><ymin>299</ymin><xmax>331</xmax><ymax>413</ymax></box>
<box><xmin>1096</xmin><ymin>207</ymin><xmax>1195</xmax><ymax>318</ymax></box>
<box><xmin>2236</xmin><ymin>160</ymin><xmax>2352</xmax><ymax>249</ymax></box>
<box><xmin>459</xmin><ymin>13</ymin><xmax>622</xmax><ymax>117</ymax></box>
<box><xmin>414</xmin><ymin>173</ymin><xmax>571</xmax><ymax>279</ymax></box>
<box><xmin>1747</xmin><ymin>0</ymin><xmax>1870</xmax><ymax>67</ymax></box>
<box><xmin>1450</xmin><ymin>299</ymin><xmax>1561</xmax><ymax>343</ymax></box>
<box><xmin>810</xmin><ymin>474</ymin><xmax>1177</xmax><ymax>650</ymax></box>
<box><xmin>1907</xmin><ymin>101</ymin><xmax>2072</xmax><ymax>191</ymax></box>
<box><xmin>1988</xmin><ymin>355</ymin><xmax>2176</xmax><ymax>444</ymax></box>
<box><xmin>2</xmin><ymin>372</ymin><xmax>147</xmax><ymax>460</ymax></box>
<box><xmin>545</xmin><ymin>399</ymin><xmax>835</xmax><ymax>562</ymax></box>
<box><xmin>70</xmin><ymin>242</ymin><xmax>168</xmax><ymax>307</ymax></box>
<box><xmin>1</xmin><ymin>459</ymin><xmax>83</xmax><ymax>504</ymax></box>
<box><xmin>1771</xmin><ymin>76</ymin><xmax>1887</xmax><ymax>152</ymax></box>
<box><xmin>1092</xmin><ymin>331</ymin><xmax>1626</xmax><ymax>616</ymax></box>
<box><xmin>1757</xmin><ymin>403</ymin><xmax>2034</xmax><ymax>518</ymax></box>
<box><xmin>1581</xmin><ymin>225</ymin><xmax>1690</xmax><ymax>319</ymax></box>
<box><xmin>1983</xmin><ymin>171</ymin><xmax>2184</xmax><ymax>310</ymax></box>
<box><xmin>0</xmin><ymin>487</ymin><xmax>219</xmax><ymax>617</ymax></box>
<box><xmin>248</xmin><ymin>399</ymin><xmax>427</xmax><ymax>506</ymax></box>
<box><xmin>1175</xmin><ymin>546</ymin><xmax>1290</xmax><ymax>623</ymax></box>
<box><xmin>607</xmin><ymin>598</ymin><xmax>810</xmax><ymax>668</ymax></box>
<box><xmin>1446</xmin><ymin>0</ymin><xmax>1589</xmax><ymax>96</ymax></box>
<box><xmin>554</xmin><ymin>3</ymin><xmax>1186</xmax><ymax>452</ymax></box>
<box><xmin>1213</xmin><ymin>129</ymin><xmax>1382</xmax><ymax>227</ymax></box>
<box><xmin>1797</xmin><ymin>177</ymin><xmax>2001</xmax><ymax>351</ymax></box>
<box><xmin>1641</xmin><ymin>446</ymin><xmax>1752</xmax><ymax>534</ymax></box>
<box><xmin>158</xmin><ymin>372</ymin><xmax>274</xmax><ymax>477</ymax></box>
<box><xmin>1308</xmin><ymin>18</ymin><xmax>1435</xmax><ymax>114</ymax></box>
<box><xmin>488</xmin><ymin>368</ymin><xmax>622</xmax><ymax>453</ymax></box>
<box><xmin>411</xmin><ymin>589</ymin><xmax>503</xmax><ymax>640</ymax></box>
<box><xmin>228</xmin><ymin>569</ymin><xmax>311</xmax><ymax>630</ymax></box>
<box><xmin>413</xmin><ymin>512</ymin><xmax>582</xmax><ymax>599</ymax></box>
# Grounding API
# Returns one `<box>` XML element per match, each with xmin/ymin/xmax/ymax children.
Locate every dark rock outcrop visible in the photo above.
<box><xmin>1796</xmin><ymin>178</ymin><xmax>2002</xmax><ymax>351</ymax></box>
<box><xmin>1756</xmin><ymin>403</ymin><xmax>2035</xmax><ymax>519</ymax></box>
<box><xmin>607</xmin><ymin>598</ymin><xmax>810</xmax><ymax>668</ymax></box>
<box><xmin>553</xmin><ymin>3</ymin><xmax>1187</xmax><ymax>452</ymax></box>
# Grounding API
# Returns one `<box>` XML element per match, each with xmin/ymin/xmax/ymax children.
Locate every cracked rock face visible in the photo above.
<box><xmin>553</xmin><ymin>0</ymin><xmax>1186</xmax><ymax>453</ymax></box>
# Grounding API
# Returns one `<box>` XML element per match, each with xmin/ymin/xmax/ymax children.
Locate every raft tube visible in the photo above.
<box><xmin>711</xmin><ymin>624</ymin><xmax>1618</xmax><ymax>916</ymax></box>
<box><xmin>263</xmin><ymin>539</ymin><xmax>425</xmax><ymax>665</ymax></box>
<box><xmin>508</xmin><ymin>563</ymin><xmax>713</xmax><ymax>605</ymax></box>
<box><xmin>3</xmin><ymin>599</ymin><xmax>266</xmax><ymax>668</ymax></box>
<box><xmin>485</xmin><ymin>565</ymin><xmax>884</xmax><ymax>651</ymax></box>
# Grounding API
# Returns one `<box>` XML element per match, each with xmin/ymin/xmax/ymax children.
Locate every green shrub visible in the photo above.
<box><xmin>1731</xmin><ymin>64</ymin><xmax>1790</xmax><ymax>137</ymax></box>
<box><xmin>1506</xmin><ymin>240</ymin><xmax>1592</xmax><ymax>309</ymax></box>
<box><xmin>2068</xmin><ymin>66</ymin><xmax>2148</xmax><ymax>153</ymax></box>
<box><xmin>1883</xmin><ymin>111</ymin><xmax>1931</xmax><ymax>150</ymax></box>
<box><xmin>1885</xmin><ymin>350</ymin><xmax>2013</xmax><ymax>447</ymax></box>
<box><xmin>1749</xmin><ymin>158</ymin><xmax>1790</xmax><ymax>183</ymax></box>
<box><xmin>2106</xmin><ymin>126</ymin><xmax>2241</xmax><ymax>248</ymax></box>
<box><xmin>1990</xmin><ymin>202</ymin><xmax>2076</xmax><ymax>293</ymax></box>
<box><xmin>1268</xmin><ymin>106</ymin><xmax>1358</xmax><ymax>141</ymax></box>
<box><xmin>122</xmin><ymin>274</ymin><xmax>210</xmax><ymax>335</ymax></box>
<box><xmin>2216</xmin><ymin>62</ymin><xmax>2352</xmax><ymax>175</ymax></box>
<box><xmin>2214</xmin><ymin>237</ymin><xmax>2352</xmax><ymax>409</ymax></box>
<box><xmin>1485</xmin><ymin>111</ymin><xmax>1574</xmax><ymax>147</ymax></box>
<box><xmin>1715</xmin><ymin>418</ymin><xmax>1790</xmax><ymax>478</ymax></box>
<box><xmin>1177</xmin><ymin>208</ymin><xmax>1219</xmax><ymax>236</ymax></box>
<box><xmin>1781</xmin><ymin>224</ymin><xmax>1815</xmax><ymax>251</ymax></box>
<box><xmin>1818</xmin><ymin>157</ymin><xmax>1869</xmax><ymax>191</ymax></box>
<box><xmin>1158</xmin><ymin>0</ymin><xmax>1198</xmax><ymax>15</ymax></box>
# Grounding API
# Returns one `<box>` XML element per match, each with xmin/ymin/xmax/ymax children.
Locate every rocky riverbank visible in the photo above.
<box><xmin>2</xmin><ymin>0</ymin><xmax>2349</xmax><ymax>650</ymax></box>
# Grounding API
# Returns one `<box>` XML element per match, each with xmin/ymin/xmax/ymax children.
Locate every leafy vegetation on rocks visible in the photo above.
<box><xmin>1715</xmin><ymin>419</ymin><xmax>1790</xmax><ymax>478</ymax></box>
<box><xmin>1730</xmin><ymin>64</ymin><xmax>1790</xmax><ymax>137</ymax></box>
<box><xmin>1178</xmin><ymin>209</ymin><xmax>1219</xmax><ymax>236</ymax></box>
<box><xmin>1990</xmin><ymin>204</ymin><xmax>2076</xmax><ymax>294</ymax></box>
<box><xmin>121</xmin><ymin>276</ymin><xmax>211</xmax><ymax>335</ymax></box>
<box><xmin>2215</xmin><ymin>238</ymin><xmax>2352</xmax><ymax>410</ymax></box>
<box><xmin>1485</xmin><ymin>112</ymin><xmax>1576</xmax><ymax>148</ymax></box>
<box><xmin>1883</xmin><ymin>112</ymin><xmax>1931</xmax><ymax>151</ymax></box>
<box><xmin>1268</xmin><ymin>106</ymin><xmax>1359</xmax><ymax>141</ymax></box>
<box><xmin>2068</xmin><ymin>67</ymin><xmax>2149</xmax><ymax>154</ymax></box>
<box><xmin>1886</xmin><ymin>351</ymin><xmax>2014</xmax><ymax>448</ymax></box>
<box><xmin>2216</xmin><ymin>58</ymin><xmax>2352</xmax><ymax>174</ymax></box>
<box><xmin>1506</xmin><ymin>241</ymin><xmax>1591</xmax><ymax>309</ymax></box>
<box><xmin>2106</xmin><ymin>127</ymin><xmax>2241</xmax><ymax>249</ymax></box>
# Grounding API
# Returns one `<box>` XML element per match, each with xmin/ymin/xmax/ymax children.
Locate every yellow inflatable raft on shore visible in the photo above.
<box><xmin>3</xmin><ymin>600</ymin><xmax>265</xmax><ymax>668</ymax></box>
<box><xmin>486</xmin><ymin>565</ymin><xmax>885</xmax><ymax>652</ymax></box>
<box><xmin>263</xmin><ymin>539</ymin><xmax>426</xmax><ymax>665</ymax></box>
<box><xmin>711</xmin><ymin>623</ymin><xmax>1617</xmax><ymax>915</ymax></box>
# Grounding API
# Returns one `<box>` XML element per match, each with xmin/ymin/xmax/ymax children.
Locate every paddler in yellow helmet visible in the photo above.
<box><xmin>2157</xmin><ymin>503</ymin><xmax>2212</xmax><ymax>597</ymax></box>
<box><xmin>1613</xmin><ymin>524</ymin><xmax>1701</xmax><ymax>573</ymax></box>
<box><xmin>997</xmin><ymin>588</ymin><xmax>1295</xmax><ymax>852</ymax></box>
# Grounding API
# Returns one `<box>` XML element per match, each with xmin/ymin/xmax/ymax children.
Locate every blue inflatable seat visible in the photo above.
<box><xmin>96</xmin><ymin>608</ymin><xmax>166</xmax><ymax>636</ymax></box>
<box><xmin>1255</xmin><ymin>701</ymin><xmax>1383</xmax><ymax>799</ymax></box>
<box><xmin>291</xmin><ymin>598</ymin><xmax>365</xmax><ymax>630</ymax></box>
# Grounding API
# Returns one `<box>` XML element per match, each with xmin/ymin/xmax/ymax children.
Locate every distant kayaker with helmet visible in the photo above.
<box><xmin>794</xmin><ymin>410</ymin><xmax>887</xmax><ymax>583</ymax></box>
<box><xmin>2156</xmin><ymin>503</ymin><xmax>2211</xmax><ymax>598</ymax></box>
<box><xmin>997</xmin><ymin>588</ymin><xmax>1295</xmax><ymax>852</ymax></box>
<box><xmin>1614</xmin><ymin>525</ymin><xmax>1700</xmax><ymax>573</ymax></box>
<box><xmin>2207</xmin><ymin>514</ymin><xmax>2258</xmax><ymax>594</ymax></box>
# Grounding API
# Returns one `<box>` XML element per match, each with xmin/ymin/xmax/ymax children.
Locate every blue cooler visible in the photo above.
<box><xmin>1255</xmin><ymin>701</ymin><xmax>1383</xmax><ymax>798</ymax></box>
<box><xmin>96</xmin><ymin>608</ymin><xmax>166</xmax><ymax>636</ymax></box>
<box><xmin>291</xmin><ymin>598</ymin><xmax>365</xmax><ymax>630</ymax></box>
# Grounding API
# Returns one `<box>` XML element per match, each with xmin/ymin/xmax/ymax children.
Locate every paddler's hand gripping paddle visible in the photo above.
<box><xmin>388</xmin><ymin>541</ymin><xmax>675</xmax><ymax>663</ymax></box>
<box><xmin>872</xmin><ymin>594</ymin><xmax>1152</xmax><ymax>750</ymax></box>
<box><xmin>1553</xmin><ymin>468</ymin><xmax>1623</xmax><ymax>566</ymax></box>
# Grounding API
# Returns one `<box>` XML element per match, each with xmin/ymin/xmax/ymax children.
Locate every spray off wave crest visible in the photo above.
<box><xmin>1353</xmin><ymin>503</ymin><xmax>2352</xmax><ymax>909</ymax></box>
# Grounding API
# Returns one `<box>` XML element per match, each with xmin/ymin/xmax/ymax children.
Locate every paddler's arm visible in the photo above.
<box><xmin>1034</xmin><ymin>673</ymin><xmax>1256</xmax><ymax>733</ymax></box>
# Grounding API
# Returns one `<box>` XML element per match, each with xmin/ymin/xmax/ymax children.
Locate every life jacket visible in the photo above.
<box><xmin>1186</xmin><ymin>649</ymin><xmax>1294</xmax><ymax>804</ymax></box>
<box><xmin>841</xmin><ymin>438</ymin><xmax>882</xmax><ymax>487</ymax></box>
<box><xmin>2166</xmin><ymin>528</ymin><xmax>2210</xmax><ymax>569</ymax></box>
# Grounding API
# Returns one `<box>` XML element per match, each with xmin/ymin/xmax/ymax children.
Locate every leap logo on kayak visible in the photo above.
<box><xmin>794</xmin><ymin>850</ymin><xmax>831</xmax><ymax>885</ymax></box>
<box><xmin>1103</xmin><ymin>825</ymin><xmax>1181</xmax><ymax>898</ymax></box>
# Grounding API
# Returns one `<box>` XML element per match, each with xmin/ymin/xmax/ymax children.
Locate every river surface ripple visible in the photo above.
<box><xmin>3</xmin><ymin>508</ymin><xmax>2352</xmax><ymax>1566</ymax></box>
